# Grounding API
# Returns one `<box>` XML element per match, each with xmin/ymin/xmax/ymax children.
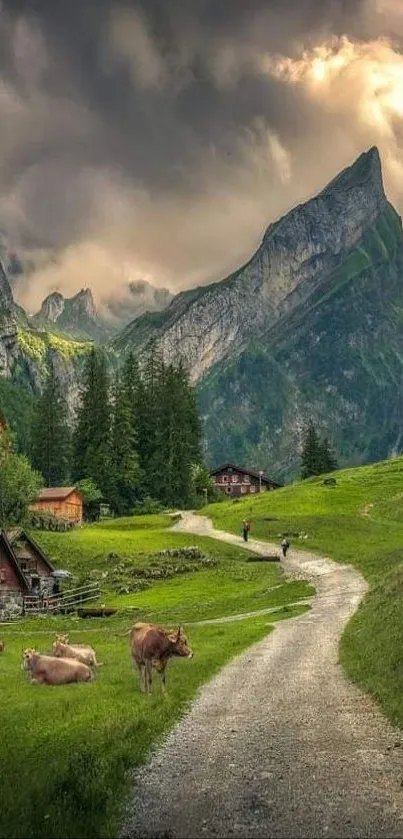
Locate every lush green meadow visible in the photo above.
<box><xmin>0</xmin><ymin>515</ymin><xmax>310</xmax><ymax>839</ymax></box>
<box><xmin>205</xmin><ymin>456</ymin><xmax>403</xmax><ymax>729</ymax></box>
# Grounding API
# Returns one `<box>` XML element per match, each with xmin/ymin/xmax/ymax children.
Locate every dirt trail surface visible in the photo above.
<box><xmin>121</xmin><ymin>513</ymin><xmax>403</xmax><ymax>839</ymax></box>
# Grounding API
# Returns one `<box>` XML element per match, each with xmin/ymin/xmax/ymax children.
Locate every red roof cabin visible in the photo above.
<box><xmin>30</xmin><ymin>487</ymin><xmax>83</xmax><ymax>525</ymax></box>
<box><xmin>210</xmin><ymin>463</ymin><xmax>282</xmax><ymax>498</ymax></box>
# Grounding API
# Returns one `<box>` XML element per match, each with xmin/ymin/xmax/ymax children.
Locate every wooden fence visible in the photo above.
<box><xmin>23</xmin><ymin>583</ymin><xmax>101</xmax><ymax>615</ymax></box>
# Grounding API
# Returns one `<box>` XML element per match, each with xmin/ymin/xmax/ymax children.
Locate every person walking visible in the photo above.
<box><xmin>281</xmin><ymin>537</ymin><xmax>290</xmax><ymax>558</ymax></box>
<box><xmin>242</xmin><ymin>519</ymin><xmax>250</xmax><ymax>542</ymax></box>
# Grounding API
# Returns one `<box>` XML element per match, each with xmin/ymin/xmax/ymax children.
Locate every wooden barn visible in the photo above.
<box><xmin>210</xmin><ymin>463</ymin><xmax>282</xmax><ymax>498</ymax></box>
<box><xmin>29</xmin><ymin>486</ymin><xmax>84</xmax><ymax>525</ymax></box>
<box><xmin>0</xmin><ymin>529</ymin><xmax>55</xmax><ymax>609</ymax></box>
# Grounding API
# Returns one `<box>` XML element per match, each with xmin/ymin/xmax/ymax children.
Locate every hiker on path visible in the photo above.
<box><xmin>281</xmin><ymin>538</ymin><xmax>290</xmax><ymax>558</ymax></box>
<box><xmin>242</xmin><ymin>519</ymin><xmax>250</xmax><ymax>542</ymax></box>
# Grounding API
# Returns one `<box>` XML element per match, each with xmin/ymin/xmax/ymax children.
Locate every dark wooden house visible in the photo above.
<box><xmin>210</xmin><ymin>463</ymin><xmax>282</xmax><ymax>498</ymax></box>
<box><xmin>30</xmin><ymin>487</ymin><xmax>84</xmax><ymax>524</ymax></box>
<box><xmin>0</xmin><ymin>529</ymin><xmax>54</xmax><ymax>608</ymax></box>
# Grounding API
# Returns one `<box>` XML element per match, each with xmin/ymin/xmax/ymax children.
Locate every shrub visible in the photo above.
<box><xmin>132</xmin><ymin>496</ymin><xmax>167</xmax><ymax>515</ymax></box>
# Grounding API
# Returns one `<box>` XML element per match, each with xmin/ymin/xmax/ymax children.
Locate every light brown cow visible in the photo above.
<box><xmin>22</xmin><ymin>649</ymin><xmax>92</xmax><ymax>685</ymax></box>
<box><xmin>0</xmin><ymin>640</ymin><xmax>4</xmax><ymax>654</ymax></box>
<box><xmin>52</xmin><ymin>635</ymin><xmax>100</xmax><ymax>668</ymax></box>
<box><xmin>130</xmin><ymin>622</ymin><xmax>193</xmax><ymax>694</ymax></box>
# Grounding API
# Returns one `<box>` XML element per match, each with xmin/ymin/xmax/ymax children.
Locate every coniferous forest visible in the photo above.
<box><xmin>30</xmin><ymin>347</ymin><xmax>207</xmax><ymax>514</ymax></box>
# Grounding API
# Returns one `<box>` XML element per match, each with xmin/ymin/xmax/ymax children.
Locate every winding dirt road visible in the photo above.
<box><xmin>121</xmin><ymin>513</ymin><xmax>403</xmax><ymax>839</ymax></box>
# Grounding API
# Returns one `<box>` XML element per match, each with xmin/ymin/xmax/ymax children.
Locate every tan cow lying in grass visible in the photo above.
<box><xmin>130</xmin><ymin>622</ymin><xmax>193</xmax><ymax>694</ymax></box>
<box><xmin>52</xmin><ymin>634</ymin><xmax>100</xmax><ymax>668</ymax></box>
<box><xmin>22</xmin><ymin>649</ymin><xmax>92</xmax><ymax>685</ymax></box>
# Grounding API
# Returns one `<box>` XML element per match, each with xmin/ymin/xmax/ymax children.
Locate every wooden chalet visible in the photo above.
<box><xmin>210</xmin><ymin>463</ymin><xmax>282</xmax><ymax>498</ymax></box>
<box><xmin>0</xmin><ymin>528</ymin><xmax>55</xmax><ymax>609</ymax></box>
<box><xmin>29</xmin><ymin>486</ymin><xmax>84</xmax><ymax>525</ymax></box>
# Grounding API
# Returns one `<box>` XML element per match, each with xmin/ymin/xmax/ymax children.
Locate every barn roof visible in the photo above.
<box><xmin>0</xmin><ymin>531</ymin><xmax>29</xmax><ymax>591</ymax></box>
<box><xmin>34</xmin><ymin>486</ymin><xmax>82</xmax><ymax>502</ymax></box>
<box><xmin>7</xmin><ymin>527</ymin><xmax>54</xmax><ymax>572</ymax></box>
<box><xmin>209</xmin><ymin>462</ymin><xmax>282</xmax><ymax>487</ymax></box>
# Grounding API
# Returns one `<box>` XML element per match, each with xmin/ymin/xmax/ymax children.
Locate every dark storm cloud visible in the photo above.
<box><xmin>0</xmin><ymin>0</ymin><xmax>401</xmax><ymax>312</ymax></box>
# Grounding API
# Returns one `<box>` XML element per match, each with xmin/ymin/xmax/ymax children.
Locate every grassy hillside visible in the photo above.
<box><xmin>205</xmin><ymin>456</ymin><xmax>403</xmax><ymax>727</ymax></box>
<box><xmin>0</xmin><ymin>515</ymin><xmax>310</xmax><ymax>839</ymax></box>
<box><xmin>35</xmin><ymin>515</ymin><xmax>311</xmax><ymax>622</ymax></box>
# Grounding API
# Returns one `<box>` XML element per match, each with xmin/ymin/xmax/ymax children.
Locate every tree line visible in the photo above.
<box><xmin>31</xmin><ymin>347</ymin><xmax>208</xmax><ymax>514</ymax></box>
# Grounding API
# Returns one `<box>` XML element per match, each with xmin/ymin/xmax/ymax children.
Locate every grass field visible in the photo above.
<box><xmin>0</xmin><ymin>515</ymin><xmax>311</xmax><ymax>839</ymax></box>
<box><xmin>204</xmin><ymin>456</ymin><xmax>403</xmax><ymax>730</ymax></box>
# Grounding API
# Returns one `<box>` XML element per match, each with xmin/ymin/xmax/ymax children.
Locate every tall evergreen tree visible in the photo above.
<box><xmin>155</xmin><ymin>360</ymin><xmax>203</xmax><ymax>507</ymax></box>
<box><xmin>301</xmin><ymin>422</ymin><xmax>338</xmax><ymax>479</ymax></box>
<box><xmin>72</xmin><ymin>348</ymin><xmax>111</xmax><ymax>494</ymax></box>
<box><xmin>109</xmin><ymin>372</ymin><xmax>142</xmax><ymax>514</ymax></box>
<box><xmin>300</xmin><ymin>421</ymin><xmax>322</xmax><ymax>479</ymax></box>
<box><xmin>31</xmin><ymin>358</ymin><xmax>71</xmax><ymax>486</ymax></box>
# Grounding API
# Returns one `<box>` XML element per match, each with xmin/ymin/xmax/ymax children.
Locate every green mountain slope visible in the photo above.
<box><xmin>199</xmin><ymin>202</ymin><xmax>403</xmax><ymax>478</ymax></box>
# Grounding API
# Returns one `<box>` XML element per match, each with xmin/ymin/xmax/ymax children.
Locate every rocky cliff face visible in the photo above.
<box><xmin>39</xmin><ymin>291</ymin><xmax>65</xmax><ymax>322</ymax></box>
<box><xmin>115</xmin><ymin>147</ymin><xmax>388</xmax><ymax>381</ymax></box>
<box><xmin>0</xmin><ymin>256</ymin><xmax>19</xmax><ymax>376</ymax></box>
<box><xmin>0</xmin><ymin>267</ymin><xmax>92</xmax><ymax>422</ymax></box>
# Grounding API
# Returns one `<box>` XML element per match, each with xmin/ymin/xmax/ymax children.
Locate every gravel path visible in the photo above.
<box><xmin>121</xmin><ymin>513</ymin><xmax>403</xmax><ymax>839</ymax></box>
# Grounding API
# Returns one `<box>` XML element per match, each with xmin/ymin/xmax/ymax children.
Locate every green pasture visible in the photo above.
<box><xmin>0</xmin><ymin>514</ymin><xmax>310</xmax><ymax>839</ymax></box>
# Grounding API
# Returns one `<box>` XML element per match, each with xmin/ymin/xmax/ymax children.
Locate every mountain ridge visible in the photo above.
<box><xmin>114</xmin><ymin>146</ymin><xmax>387</xmax><ymax>382</ymax></box>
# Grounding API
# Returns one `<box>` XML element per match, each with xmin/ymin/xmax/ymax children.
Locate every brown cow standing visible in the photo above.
<box><xmin>130</xmin><ymin>622</ymin><xmax>193</xmax><ymax>694</ymax></box>
<box><xmin>22</xmin><ymin>649</ymin><xmax>92</xmax><ymax>685</ymax></box>
<box><xmin>0</xmin><ymin>640</ymin><xmax>4</xmax><ymax>654</ymax></box>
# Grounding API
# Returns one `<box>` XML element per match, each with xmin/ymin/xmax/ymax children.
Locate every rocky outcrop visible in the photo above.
<box><xmin>33</xmin><ymin>287</ymin><xmax>109</xmax><ymax>342</ymax></box>
<box><xmin>39</xmin><ymin>291</ymin><xmax>65</xmax><ymax>322</ymax></box>
<box><xmin>115</xmin><ymin>147</ymin><xmax>388</xmax><ymax>382</ymax></box>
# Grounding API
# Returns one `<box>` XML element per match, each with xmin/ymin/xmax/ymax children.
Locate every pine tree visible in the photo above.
<box><xmin>139</xmin><ymin>345</ymin><xmax>166</xmax><ymax>499</ymax></box>
<box><xmin>300</xmin><ymin>421</ymin><xmax>321</xmax><ymax>480</ymax></box>
<box><xmin>72</xmin><ymin>348</ymin><xmax>111</xmax><ymax>494</ymax></box>
<box><xmin>31</xmin><ymin>358</ymin><xmax>71</xmax><ymax>486</ymax></box>
<box><xmin>156</xmin><ymin>360</ymin><xmax>203</xmax><ymax>507</ymax></box>
<box><xmin>318</xmin><ymin>437</ymin><xmax>338</xmax><ymax>474</ymax></box>
<box><xmin>109</xmin><ymin>372</ymin><xmax>142</xmax><ymax>515</ymax></box>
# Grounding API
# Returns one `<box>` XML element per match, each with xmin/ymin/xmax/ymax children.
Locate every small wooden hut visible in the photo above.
<box><xmin>29</xmin><ymin>487</ymin><xmax>83</xmax><ymax>525</ymax></box>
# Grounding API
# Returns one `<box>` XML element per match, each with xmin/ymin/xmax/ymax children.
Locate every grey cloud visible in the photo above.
<box><xmin>0</xmin><ymin>0</ymin><xmax>401</xmax><ymax>313</ymax></box>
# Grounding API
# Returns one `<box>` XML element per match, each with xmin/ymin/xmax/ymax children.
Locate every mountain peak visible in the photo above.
<box><xmin>40</xmin><ymin>291</ymin><xmax>65</xmax><ymax>322</ymax></box>
<box><xmin>70</xmin><ymin>287</ymin><xmax>96</xmax><ymax>320</ymax></box>
<box><xmin>318</xmin><ymin>146</ymin><xmax>383</xmax><ymax>200</ymax></box>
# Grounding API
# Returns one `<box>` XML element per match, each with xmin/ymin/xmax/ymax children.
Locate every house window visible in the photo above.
<box><xmin>241</xmin><ymin>486</ymin><xmax>247</xmax><ymax>494</ymax></box>
<box><xmin>226</xmin><ymin>486</ymin><xmax>231</xmax><ymax>494</ymax></box>
<box><xmin>231</xmin><ymin>475</ymin><xmax>238</xmax><ymax>483</ymax></box>
<box><xmin>250</xmin><ymin>486</ymin><xmax>256</xmax><ymax>493</ymax></box>
<box><xmin>244</xmin><ymin>475</ymin><xmax>250</xmax><ymax>484</ymax></box>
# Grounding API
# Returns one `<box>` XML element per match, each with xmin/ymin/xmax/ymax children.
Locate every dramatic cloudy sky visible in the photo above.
<box><xmin>1</xmin><ymin>0</ymin><xmax>403</xmax><ymax>312</ymax></box>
